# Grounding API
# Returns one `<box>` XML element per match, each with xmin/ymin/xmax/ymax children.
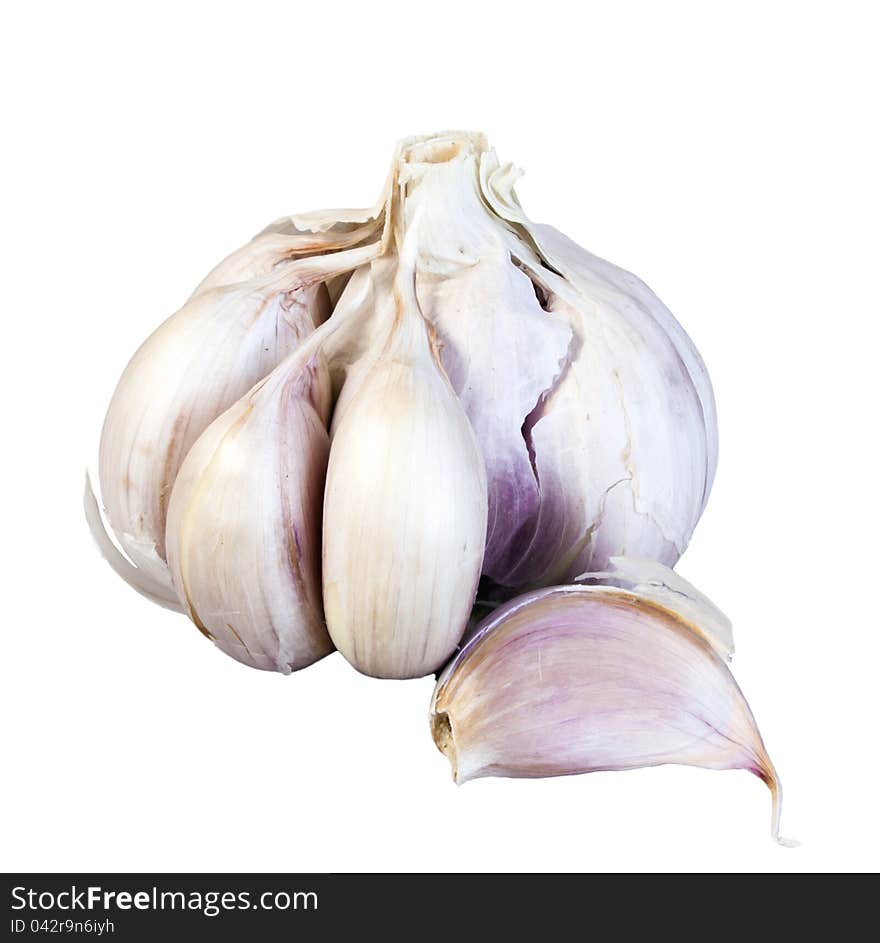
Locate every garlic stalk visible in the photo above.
<box><xmin>97</xmin><ymin>237</ymin><xmax>384</xmax><ymax>595</ymax></box>
<box><xmin>322</xmin><ymin>212</ymin><xmax>488</xmax><ymax>679</ymax></box>
<box><xmin>430</xmin><ymin>576</ymin><xmax>792</xmax><ymax>844</ymax></box>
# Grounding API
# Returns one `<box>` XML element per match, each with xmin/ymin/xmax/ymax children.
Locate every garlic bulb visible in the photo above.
<box><xmin>398</xmin><ymin>133</ymin><xmax>716</xmax><ymax>595</ymax></box>
<box><xmin>97</xmin><ymin>235</ymin><xmax>383</xmax><ymax>596</ymax></box>
<box><xmin>430</xmin><ymin>571</ymin><xmax>792</xmax><ymax>843</ymax></box>
<box><xmin>91</xmin><ymin>131</ymin><xmax>719</xmax><ymax>682</ymax></box>
<box><xmin>322</xmin><ymin>234</ymin><xmax>488</xmax><ymax>678</ymax></box>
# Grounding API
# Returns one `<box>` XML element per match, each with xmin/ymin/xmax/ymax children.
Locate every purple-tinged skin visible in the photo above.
<box><xmin>402</xmin><ymin>139</ymin><xmax>708</xmax><ymax>598</ymax></box>
<box><xmin>431</xmin><ymin>586</ymin><xmax>791</xmax><ymax>843</ymax></box>
<box><xmin>469</xmin><ymin>155</ymin><xmax>717</xmax><ymax>595</ymax></box>
<box><xmin>403</xmin><ymin>146</ymin><xmax>572</xmax><ymax>589</ymax></box>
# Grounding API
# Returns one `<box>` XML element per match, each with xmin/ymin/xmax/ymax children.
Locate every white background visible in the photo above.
<box><xmin>2</xmin><ymin>1</ymin><xmax>877</xmax><ymax>873</ymax></box>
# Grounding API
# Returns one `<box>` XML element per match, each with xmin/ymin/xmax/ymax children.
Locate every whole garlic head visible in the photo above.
<box><xmin>90</xmin><ymin>130</ymin><xmax>719</xmax><ymax>681</ymax></box>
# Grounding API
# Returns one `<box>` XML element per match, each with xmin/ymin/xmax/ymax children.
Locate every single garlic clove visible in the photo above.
<box><xmin>322</xmin><ymin>252</ymin><xmax>488</xmax><ymax>679</ymax></box>
<box><xmin>98</xmin><ymin>242</ymin><xmax>381</xmax><ymax>595</ymax></box>
<box><xmin>430</xmin><ymin>584</ymin><xmax>791</xmax><ymax>843</ymax></box>
<box><xmin>164</xmin><ymin>341</ymin><xmax>334</xmax><ymax>673</ymax></box>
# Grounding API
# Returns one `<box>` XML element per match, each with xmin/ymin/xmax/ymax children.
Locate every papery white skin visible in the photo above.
<box><xmin>193</xmin><ymin>187</ymin><xmax>391</xmax><ymax>296</ymax></box>
<box><xmin>98</xmin><ymin>240</ymin><xmax>382</xmax><ymax>592</ymax></box>
<box><xmin>430</xmin><ymin>583</ymin><xmax>792</xmax><ymax>844</ymax></box>
<box><xmin>385</xmin><ymin>134</ymin><xmax>717</xmax><ymax>595</ymax></box>
<box><xmin>481</xmin><ymin>153</ymin><xmax>717</xmax><ymax>584</ymax></box>
<box><xmin>480</xmin><ymin>155</ymin><xmax>718</xmax><ymax>494</ymax></box>
<box><xmin>84</xmin><ymin>474</ymin><xmax>183</xmax><ymax>612</ymax></box>
<box><xmin>191</xmin><ymin>221</ymin><xmax>381</xmax><ymax>297</ymax></box>
<box><xmin>322</xmin><ymin>229</ymin><xmax>489</xmax><ymax>679</ymax></box>
<box><xmin>578</xmin><ymin>555</ymin><xmax>733</xmax><ymax>659</ymax></box>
